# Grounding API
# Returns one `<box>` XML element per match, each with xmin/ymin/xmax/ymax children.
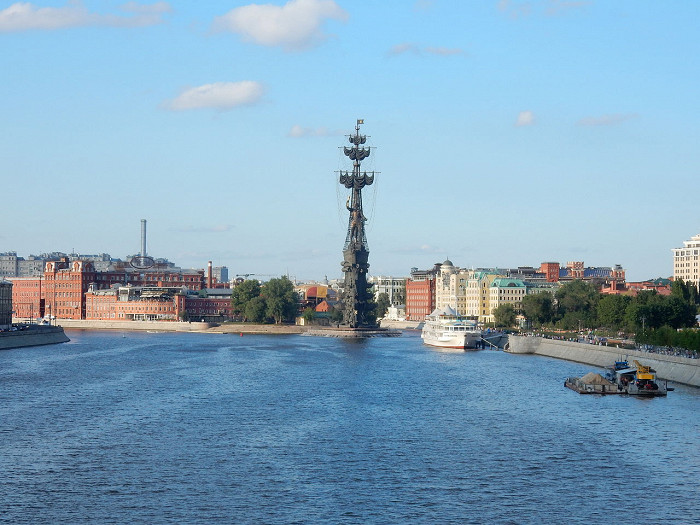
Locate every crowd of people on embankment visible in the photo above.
<box><xmin>521</xmin><ymin>332</ymin><xmax>699</xmax><ymax>359</ymax></box>
<box><xmin>634</xmin><ymin>344</ymin><xmax>698</xmax><ymax>359</ymax></box>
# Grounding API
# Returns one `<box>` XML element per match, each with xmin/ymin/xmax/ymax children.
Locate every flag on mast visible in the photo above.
<box><xmin>357</xmin><ymin>119</ymin><xmax>364</xmax><ymax>125</ymax></box>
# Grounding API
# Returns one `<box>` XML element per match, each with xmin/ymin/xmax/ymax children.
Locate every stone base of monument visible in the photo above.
<box><xmin>303</xmin><ymin>327</ymin><xmax>402</xmax><ymax>338</ymax></box>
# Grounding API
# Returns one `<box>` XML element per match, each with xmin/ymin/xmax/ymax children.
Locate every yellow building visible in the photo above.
<box><xmin>485</xmin><ymin>278</ymin><xmax>528</xmax><ymax>324</ymax></box>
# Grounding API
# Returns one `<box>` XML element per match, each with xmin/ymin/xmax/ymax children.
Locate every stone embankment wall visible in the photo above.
<box><xmin>54</xmin><ymin>319</ymin><xmax>306</xmax><ymax>335</ymax></box>
<box><xmin>57</xmin><ymin>319</ymin><xmax>215</xmax><ymax>332</ymax></box>
<box><xmin>380</xmin><ymin>319</ymin><xmax>424</xmax><ymax>330</ymax></box>
<box><xmin>0</xmin><ymin>326</ymin><xmax>70</xmax><ymax>350</ymax></box>
<box><xmin>507</xmin><ymin>335</ymin><xmax>700</xmax><ymax>387</ymax></box>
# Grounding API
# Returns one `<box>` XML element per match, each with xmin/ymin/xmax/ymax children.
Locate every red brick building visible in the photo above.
<box><xmin>539</xmin><ymin>262</ymin><xmax>560</xmax><ymax>282</ymax></box>
<box><xmin>405</xmin><ymin>278</ymin><xmax>435</xmax><ymax>321</ymax></box>
<box><xmin>11</xmin><ymin>259</ymin><xmax>210</xmax><ymax>320</ymax></box>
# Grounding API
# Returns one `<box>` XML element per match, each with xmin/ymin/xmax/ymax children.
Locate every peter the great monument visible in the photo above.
<box><xmin>306</xmin><ymin>119</ymin><xmax>398</xmax><ymax>338</ymax></box>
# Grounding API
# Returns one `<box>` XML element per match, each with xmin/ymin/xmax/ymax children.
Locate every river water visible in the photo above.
<box><xmin>1</xmin><ymin>330</ymin><xmax>698</xmax><ymax>524</ymax></box>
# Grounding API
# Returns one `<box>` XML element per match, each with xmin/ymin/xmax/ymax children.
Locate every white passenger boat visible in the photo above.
<box><xmin>421</xmin><ymin>306</ymin><xmax>481</xmax><ymax>349</ymax></box>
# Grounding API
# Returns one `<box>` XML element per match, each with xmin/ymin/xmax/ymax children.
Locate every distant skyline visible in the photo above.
<box><xmin>2</xmin><ymin>1</ymin><xmax>698</xmax><ymax>282</ymax></box>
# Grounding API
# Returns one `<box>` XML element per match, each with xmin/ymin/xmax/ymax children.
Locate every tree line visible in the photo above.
<box><xmin>231</xmin><ymin>277</ymin><xmax>298</xmax><ymax>324</ymax></box>
<box><xmin>493</xmin><ymin>279</ymin><xmax>700</xmax><ymax>351</ymax></box>
<box><xmin>231</xmin><ymin>278</ymin><xmax>389</xmax><ymax>326</ymax></box>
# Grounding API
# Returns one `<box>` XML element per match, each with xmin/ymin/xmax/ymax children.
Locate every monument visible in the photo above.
<box><xmin>304</xmin><ymin>119</ymin><xmax>399</xmax><ymax>338</ymax></box>
<box><xmin>339</xmin><ymin>119</ymin><xmax>375</xmax><ymax>328</ymax></box>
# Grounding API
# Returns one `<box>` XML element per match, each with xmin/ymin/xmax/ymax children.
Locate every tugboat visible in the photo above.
<box><xmin>606</xmin><ymin>360</ymin><xmax>668</xmax><ymax>396</ymax></box>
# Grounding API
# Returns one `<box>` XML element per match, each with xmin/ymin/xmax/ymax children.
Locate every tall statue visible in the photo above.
<box><xmin>339</xmin><ymin>119</ymin><xmax>376</xmax><ymax>328</ymax></box>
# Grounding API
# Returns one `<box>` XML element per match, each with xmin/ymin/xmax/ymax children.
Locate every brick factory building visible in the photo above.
<box><xmin>10</xmin><ymin>258</ymin><xmax>220</xmax><ymax>321</ymax></box>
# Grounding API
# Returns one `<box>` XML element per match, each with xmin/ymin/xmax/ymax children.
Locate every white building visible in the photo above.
<box><xmin>673</xmin><ymin>232</ymin><xmax>700</xmax><ymax>285</ymax></box>
<box><xmin>369</xmin><ymin>276</ymin><xmax>406</xmax><ymax>305</ymax></box>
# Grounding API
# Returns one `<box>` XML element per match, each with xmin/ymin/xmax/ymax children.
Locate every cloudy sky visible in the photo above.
<box><xmin>2</xmin><ymin>0</ymin><xmax>698</xmax><ymax>282</ymax></box>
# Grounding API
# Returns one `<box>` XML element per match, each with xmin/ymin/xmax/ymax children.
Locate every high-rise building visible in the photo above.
<box><xmin>672</xmin><ymin>232</ymin><xmax>700</xmax><ymax>285</ymax></box>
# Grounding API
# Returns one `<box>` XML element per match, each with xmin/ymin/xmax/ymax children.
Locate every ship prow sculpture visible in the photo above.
<box><xmin>304</xmin><ymin>119</ymin><xmax>399</xmax><ymax>338</ymax></box>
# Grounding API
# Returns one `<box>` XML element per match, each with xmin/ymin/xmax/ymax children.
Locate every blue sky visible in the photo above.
<box><xmin>2</xmin><ymin>0</ymin><xmax>698</xmax><ymax>282</ymax></box>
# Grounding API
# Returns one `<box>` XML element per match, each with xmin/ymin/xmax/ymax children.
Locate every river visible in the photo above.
<box><xmin>1</xmin><ymin>330</ymin><xmax>698</xmax><ymax>524</ymax></box>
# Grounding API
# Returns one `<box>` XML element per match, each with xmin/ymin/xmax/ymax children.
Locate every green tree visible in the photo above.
<box><xmin>493</xmin><ymin>304</ymin><xmax>517</xmax><ymax>328</ymax></box>
<box><xmin>597</xmin><ymin>294</ymin><xmax>631</xmax><ymax>330</ymax></box>
<box><xmin>626</xmin><ymin>290</ymin><xmax>668</xmax><ymax>331</ymax></box>
<box><xmin>555</xmin><ymin>280</ymin><xmax>599</xmax><ymax>329</ymax></box>
<box><xmin>665</xmin><ymin>296</ymin><xmax>697</xmax><ymax>329</ymax></box>
<box><xmin>301</xmin><ymin>307</ymin><xmax>316</xmax><ymax>325</ymax></box>
<box><xmin>520</xmin><ymin>291</ymin><xmax>555</xmax><ymax>326</ymax></box>
<box><xmin>329</xmin><ymin>304</ymin><xmax>343</xmax><ymax>323</ymax></box>
<box><xmin>245</xmin><ymin>296</ymin><xmax>267</xmax><ymax>323</ymax></box>
<box><xmin>375</xmin><ymin>292</ymin><xmax>390</xmax><ymax>318</ymax></box>
<box><xmin>231</xmin><ymin>279</ymin><xmax>262</xmax><ymax>320</ymax></box>
<box><xmin>261</xmin><ymin>276</ymin><xmax>298</xmax><ymax>324</ymax></box>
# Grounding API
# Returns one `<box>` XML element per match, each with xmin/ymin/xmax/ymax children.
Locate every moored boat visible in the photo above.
<box><xmin>421</xmin><ymin>306</ymin><xmax>481</xmax><ymax>350</ymax></box>
<box><xmin>606</xmin><ymin>360</ymin><xmax>668</xmax><ymax>396</ymax></box>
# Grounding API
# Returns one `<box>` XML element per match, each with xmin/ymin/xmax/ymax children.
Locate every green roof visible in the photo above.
<box><xmin>491</xmin><ymin>278</ymin><xmax>526</xmax><ymax>288</ymax></box>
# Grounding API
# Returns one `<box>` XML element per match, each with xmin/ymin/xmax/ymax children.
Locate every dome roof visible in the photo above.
<box><xmin>442</xmin><ymin>259</ymin><xmax>454</xmax><ymax>267</ymax></box>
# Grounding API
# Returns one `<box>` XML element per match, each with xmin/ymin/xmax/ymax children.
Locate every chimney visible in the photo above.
<box><xmin>207</xmin><ymin>261</ymin><xmax>213</xmax><ymax>289</ymax></box>
<box><xmin>141</xmin><ymin>219</ymin><xmax>147</xmax><ymax>257</ymax></box>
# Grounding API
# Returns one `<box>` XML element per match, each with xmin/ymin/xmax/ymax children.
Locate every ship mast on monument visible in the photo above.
<box><xmin>339</xmin><ymin>119</ymin><xmax>375</xmax><ymax>328</ymax></box>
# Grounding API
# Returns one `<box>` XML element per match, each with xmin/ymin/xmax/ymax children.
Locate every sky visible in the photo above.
<box><xmin>2</xmin><ymin>0</ymin><xmax>698</xmax><ymax>282</ymax></box>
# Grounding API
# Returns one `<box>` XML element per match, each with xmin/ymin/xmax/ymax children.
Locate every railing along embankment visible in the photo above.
<box><xmin>507</xmin><ymin>334</ymin><xmax>700</xmax><ymax>387</ymax></box>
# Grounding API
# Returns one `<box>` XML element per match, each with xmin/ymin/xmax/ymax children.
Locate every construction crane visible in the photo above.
<box><xmin>633</xmin><ymin>360</ymin><xmax>654</xmax><ymax>379</ymax></box>
<box><xmin>235</xmin><ymin>273</ymin><xmax>275</xmax><ymax>280</ymax></box>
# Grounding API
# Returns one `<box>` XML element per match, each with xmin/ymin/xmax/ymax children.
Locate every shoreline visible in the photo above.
<box><xmin>507</xmin><ymin>334</ymin><xmax>700</xmax><ymax>387</ymax></box>
<box><xmin>52</xmin><ymin>319</ymin><xmax>309</xmax><ymax>335</ymax></box>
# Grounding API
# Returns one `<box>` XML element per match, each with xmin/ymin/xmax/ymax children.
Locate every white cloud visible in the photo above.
<box><xmin>425</xmin><ymin>46</ymin><xmax>466</xmax><ymax>56</ymax></box>
<box><xmin>212</xmin><ymin>0</ymin><xmax>348</xmax><ymax>51</ymax></box>
<box><xmin>0</xmin><ymin>1</ymin><xmax>172</xmax><ymax>32</ymax></box>
<box><xmin>577</xmin><ymin>113</ymin><xmax>638</xmax><ymax>126</ymax></box>
<box><xmin>413</xmin><ymin>0</ymin><xmax>435</xmax><ymax>10</ymax></box>
<box><xmin>497</xmin><ymin>0</ymin><xmax>532</xmax><ymax>19</ymax></box>
<box><xmin>288</xmin><ymin>125</ymin><xmax>343</xmax><ymax>138</ymax></box>
<box><xmin>164</xmin><ymin>81</ymin><xmax>264</xmax><ymax>112</ymax></box>
<box><xmin>389</xmin><ymin>42</ymin><xmax>466</xmax><ymax>57</ymax></box>
<box><xmin>516</xmin><ymin>110</ymin><xmax>535</xmax><ymax>126</ymax></box>
<box><xmin>388</xmin><ymin>42</ymin><xmax>420</xmax><ymax>56</ymax></box>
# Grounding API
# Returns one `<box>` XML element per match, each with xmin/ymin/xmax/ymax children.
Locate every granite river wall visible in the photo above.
<box><xmin>507</xmin><ymin>334</ymin><xmax>700</xmax><ymax>387</ymax></box>
<box><xmin>0</xmin><ymin>326</ymin><xmax>70</xmax><ymax>350</ymax></box>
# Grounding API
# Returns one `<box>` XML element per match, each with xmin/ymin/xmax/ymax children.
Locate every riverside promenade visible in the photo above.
<box><xmin>48</xmin><ymin>319</ymin><xmax>307</xmax><ymax>335</ymax></box>
<box><xmin>507</xmin><ymin>334</ymin><xmax>700</xmax><ymax>387</ymax></box>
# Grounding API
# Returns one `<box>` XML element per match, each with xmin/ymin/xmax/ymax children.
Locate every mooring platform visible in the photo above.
<box><xmin>303</xmin><ymin>327</ymin><xmax>402</xmax><ymax>338</ymax></box>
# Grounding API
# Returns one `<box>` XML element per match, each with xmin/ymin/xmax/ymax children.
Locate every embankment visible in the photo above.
<box><xmin>53</xmin><ymin>319</ymin><xmax>306</xmax><ymax>335</ymax></box>
<box><xmin>507</xmin><ymin>335</ymin><xmax>700</xmax><ymax>387</ymax></box>
<box><xmin>0</xmin><ymin>326</ymin><xmax>70</xmax><ymax>350</ymax></box>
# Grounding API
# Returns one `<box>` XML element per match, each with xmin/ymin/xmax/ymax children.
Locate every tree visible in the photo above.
<box><xmin>329</xmin><ymin>304</ymin><xmax>343</xmax><ymax>323</ymax></box>
<box><xmin>520</xmin><ymin>291</ymin><xmax>555</xmax><ymax>326</ymax></box>
<box><xmin>245</xmin><ymin>296</ymin><xmax>267</xmax><ymax>323</ymax></box>
<box><xmin>597</xmin><ymin>294</ymin><xmax>631</xmax><ymax>330</ymax></box>
<box><xmin>493</xmin><ymin>304</ymin><xmax>517</xmax><ymax>328</ymax></box>
<box><xmin>555</xmin><ymin>280</ymin><xmax>599</xmax><ymax>329</ymax></box>
<box><xmin>665</xmin><ymin>296</ymin><xmax>697</xmax><ymax>329</ymax></box>
<box><xmin>375</xmin><ymin>292</ymin><xmax>390</xmax><ymax>318</ymax></box>
<box><xmin>231</xmin><ymin>280</ymin><xmax>262</xmax><ymax>321</ymax></box>
<box><xmin>261</xmin><ymin>276</ymin><xmax>298</xmax><ymax>324</ymax></box>
<box><xmin>302</xmin><ymin>307</ymin><xmax>316</xmax><ymax>325</ymax></box>
<box><xmin>628</xmin><ymin>290</ymin><xmax>669</xmax><ymax>331</ymax></box>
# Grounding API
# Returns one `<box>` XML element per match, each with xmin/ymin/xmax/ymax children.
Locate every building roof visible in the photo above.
<box><xmin>491</xmin><ymin>278</ymin><xmax>526</xmax><ymax>288</ymax></box>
